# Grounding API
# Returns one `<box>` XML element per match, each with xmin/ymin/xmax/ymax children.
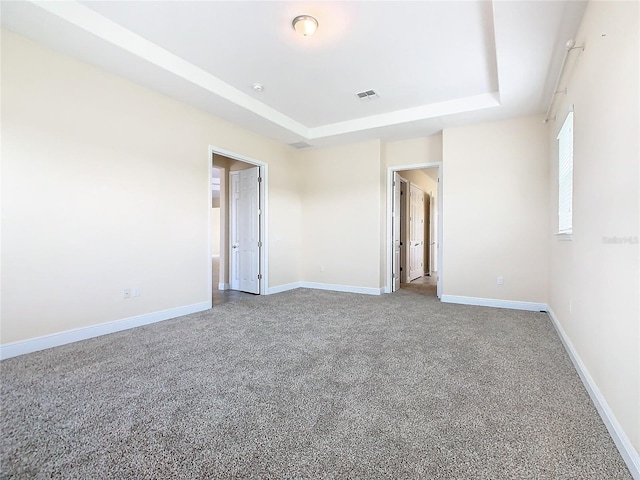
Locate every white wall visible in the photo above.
<box><xmin>1</xmin><ymin>30</ymin><xmax>299</xmax><ymax>344</ymax></box>
<box><xmin>547</xmin><ymin>1</ymin><xmax>639</xmax><ymax>455</ymax></box>
<box><xmin>442</xmin><ymin>115</ymin><xmax>549</xmax><ymax>303</ymax></box>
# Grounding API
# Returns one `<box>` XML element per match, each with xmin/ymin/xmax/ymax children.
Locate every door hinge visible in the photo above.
<box><xmin>392</xmin><ymin>273</ymin><xmax>396</xmax><ymax>278</ymax></box>
<box><xmin>258</xmin><ymin>241</ymin><xmax>262</xmax><ymax>247</ymax></box>
<box><xmin>258</xmin><ymin>273</ymin><xmax>262</xmax><ymax>280</ymax></box>
<box><xmin>258</xmin><ymin>177</ymin><xmax>262</xmax><ymax>183</ymax></box>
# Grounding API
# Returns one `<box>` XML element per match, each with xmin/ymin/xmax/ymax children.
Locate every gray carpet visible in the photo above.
<box><xmin>0</xmin><ymin>288</ymin><xmax>631</xmax><ymax>479</ymax></box>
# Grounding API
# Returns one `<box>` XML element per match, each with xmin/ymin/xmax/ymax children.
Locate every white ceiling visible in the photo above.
<box><xmin>1</xmin><ymin>1</ymin><xmax>587</xmax><ymax>148</ymax></box>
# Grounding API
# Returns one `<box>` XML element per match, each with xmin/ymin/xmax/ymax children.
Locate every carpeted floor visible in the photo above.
<box><xmin>0</xmin><ymin>288</ymin><xmax>631</xmax><ymax>479</ymax></box>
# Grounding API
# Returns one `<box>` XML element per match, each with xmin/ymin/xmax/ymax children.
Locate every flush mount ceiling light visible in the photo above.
<box><xmin>292</xmin><ymin>15</ymin><xmax>318</xmax><ymax>36</ymax></box>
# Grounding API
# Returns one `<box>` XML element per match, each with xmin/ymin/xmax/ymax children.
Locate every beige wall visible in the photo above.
<box><xmin>212</xmin><ymin>157</ymin><xmax>229</xmax><ymax>286</ymax></box>
<box><xmin>292</xmin><ymin>135</ymin><xmax>443</xmax><ymax>292</ymax></box>
<box><xmin>264</xmin><ymin>152</ymin><xmax>303</xmax><ymax>289</ymax></box>
<box><xmin>547</xmin><ymin>1</ymin><xmax>639</xmax><ymax>453</ymax></box>
<box><xmin>442</xmin><ymin>115</ymin><xmax>549</xmax><ymax>303</ymax></box>
<box><xmin>211</xmin><ymin>208</ymin><xmax>221</xmax><ymax>256</ymax></box>
<box><xmin>398</xmin><ymin>169</ymin><xmax>438</xmax><ymax>197</ymax></box>
<box><xmin>297</xmin><ymin>140</ymin><xmax>382</xmax><ymax>289</ymax></box>
<box><xmin>1</xmin><ymin>30</ymin><xmax>299</xmax><ymax>343</ymax></box>
<box><xmin>384</xmin><ymin>135</ymin><xmax>443</xmax><ymax>168</ymax></box>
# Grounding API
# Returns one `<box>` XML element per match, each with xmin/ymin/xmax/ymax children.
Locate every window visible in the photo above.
<box><xmin>557</xmin><ymin>112</ymin><xmax>574</xmax><ymax>234</ymax></box>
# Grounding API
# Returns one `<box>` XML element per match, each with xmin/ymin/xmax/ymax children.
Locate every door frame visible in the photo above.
<box><xmin>208</xmin><ymin>145</ymin><xmax>267</xmax><ymax>300</ymax></box>
<box><xmin>392</xmin><ymin>172</ymin><xmax>400</xmax><ymax>292</ymax></box>
<box><xmin>399</xmin><ymin>176</ymin><xmax>408</xmax><ymax>284</ymax></box>
<box><xmin>386</xmin><ymin>162</ymin><xmax>443</xmax><ymax>297</ymax></box>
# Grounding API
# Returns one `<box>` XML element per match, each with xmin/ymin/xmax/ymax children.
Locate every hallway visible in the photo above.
<box><xmin>212</xmin><ymin>256</ymin><xmax>255</xmax><ymax>306</ymax></box>
<box><xmin>401</xmin><ymin>274</ymin><xmax>437</xmax><ymax>297</ymax></box>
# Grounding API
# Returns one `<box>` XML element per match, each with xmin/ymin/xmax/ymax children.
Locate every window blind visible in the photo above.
<box><xmin>557</xmin><ymin>112</ymin><xmax>574</xmax><ymax>234</ymax></box>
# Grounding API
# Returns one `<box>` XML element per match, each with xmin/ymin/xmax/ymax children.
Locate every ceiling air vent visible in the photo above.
<box><xmin>289</xmin><ymin>141</ymin><xmax>312</xmax><ymax>149</ymax></box>
<box><xmin>355</xmin><ymin>89</ymin><xmax>379</xmax><ymax>101</ymax></box>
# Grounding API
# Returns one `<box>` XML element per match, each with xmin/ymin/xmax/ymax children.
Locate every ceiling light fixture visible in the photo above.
<box><xmin>292</xmin><ymin>15</ymin><xmax>318</xmax><ymax>36</ymax></box>
<box><xmin>252</xmin><ymin>83</ymin><xmax>264</xmax><ymax>92</ymax></box>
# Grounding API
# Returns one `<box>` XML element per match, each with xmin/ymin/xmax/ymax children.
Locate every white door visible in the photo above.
<box><xmin>428</xmin><ymin>192</ymin><xmax>436</xmax><ymax>276</ymax></box>
<box><xmin>424</xmin><ymin>193</ymin><xmax>431</xmax><ymax>274</ymax></box>
<box><xmin>409</xmin><ymin>184</ymin><xmax>425</xmax><ymax>281</ymax></box>
<box><xmin>230</xmin><ymin>167</ymin><xmax>260</xmax><ymax>294</ymax></box>
<box><xmin>436</xmin><ymin>171</ymin><xmax>442</xmax><ymax>298</ymax></box>
<box><xmin>400</xmin><ymin>179</ymin><xmax>407</xmax><ymax>283</ymax></box>
<box><xmin>230</xmin><ymin>172</ymin><xmax>240</xmax><ymax>291</ymax></box>
<box><xmin>392</xmin><ymin>172</ymin><xmax>401</xmax><ymax>292</ymax></box>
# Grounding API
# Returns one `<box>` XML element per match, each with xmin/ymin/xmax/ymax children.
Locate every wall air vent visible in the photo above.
<box><xmin>289</xmin><ymin>141</ymin><xmax>312</xmax><ymax>149</ymax></box>
<box><xmin>355</xmin><ymin>89</ymin><xmax>379</xmax><ymax>101</ymax></box>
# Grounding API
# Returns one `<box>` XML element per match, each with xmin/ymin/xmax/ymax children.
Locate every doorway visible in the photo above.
<box><xmin>387</xmin><ymin>163</ymin><xmax>442</xmax><ymax>298</ymax></box>
<box><xmin>209</xmin><ymin>147</ymin><xmax>267</xmax><ymax>303</ymax></box>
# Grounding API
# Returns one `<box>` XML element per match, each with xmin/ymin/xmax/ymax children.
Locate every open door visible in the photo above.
<box><xmin>229</xmin><ymin>167</ymin><xmax>260</xmax><ymax>294</ymax></box>
<box><xmin>392</xmin><ymin>172</ymin><xmax>401</xmax><ymax>292</ymax></box>
<box><xmin>409</xmin><ymin>184</ymin><xmax>425</xmax><ymax>281</ymax></box>
<box><xmin>436</xmin><ymin>172</ymin><xmax>442</xmax><ymax>299</ymax></box>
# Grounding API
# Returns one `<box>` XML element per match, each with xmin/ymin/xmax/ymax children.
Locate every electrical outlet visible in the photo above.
<box><xmin>132</xmin><ymin>288</ymin><xmax>140</xmax><ymax>298</ymax></box>
<box><xmin>123</xmin><ymin>288</ymin><xmax>131</xmax><ymax>299</ymax></box>
<box><xmin>320</xmin><ymin>265</ymin><xmax>325</xmax><ymax>272</ymax></box>
<box><xmin>497</xmin><ymin>276</ymin><xmax>504</xmax><ymax>285</ymax></box>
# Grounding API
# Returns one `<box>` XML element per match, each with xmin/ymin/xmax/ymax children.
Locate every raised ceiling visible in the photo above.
<box><xmin>1</xmin><ymin>1</ymin><xmax>587</xmax><ymax>147</ymax></box>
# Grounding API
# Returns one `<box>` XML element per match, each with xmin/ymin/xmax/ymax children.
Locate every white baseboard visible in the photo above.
<box><xmin>266</xmin><ymin>282</ymin><xmax>383</xmax><ymax>296</ymax></box>
<box><xmin>0</xmin><ymin>301</ymin><xmax>211</xmax><ymax>360</ymax></box>
<box><xmin>546</xmin><ymin>309</ymin><xmax>640</xmax><ymax>479</ymax></box>
<box><xmin>440</xmin><ymin>295</ymin><xmax>548</xmax><ymax>312</ymax></box>
<box><xmin>300</xmin><ymin>282</ymin><xmax>383</xmax><ymax>296</ymax></box>
<box><xmin>218</xmin><ymin>282</ymin><xmax>230</xmax><ymax>291</ymax></box>
<box><xmin>266</xmin><ymin>282</ymin><xmax>302</xmax><ymax>295</ymax></box>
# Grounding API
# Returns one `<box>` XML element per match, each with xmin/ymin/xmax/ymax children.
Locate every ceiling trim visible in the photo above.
<box><xmin>29</xmin><ymin>0</ymin><xmax>502</xmax><ymax>142</ymax></box>
<box><xmin>309</xmin><ymin>92</ymin><xmax>501</xmax><ymax>139</ymax></box>
<box><xmin>31</xmin><ymin>0</ymin><xmax>309</xmax><ymax>137</ymax></box>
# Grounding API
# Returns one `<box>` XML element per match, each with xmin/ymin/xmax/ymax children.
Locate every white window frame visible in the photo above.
<box><xmin>557</xmin><ymin>111</ymin><xmax>574</xmax><ymax>235</ymax></box>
